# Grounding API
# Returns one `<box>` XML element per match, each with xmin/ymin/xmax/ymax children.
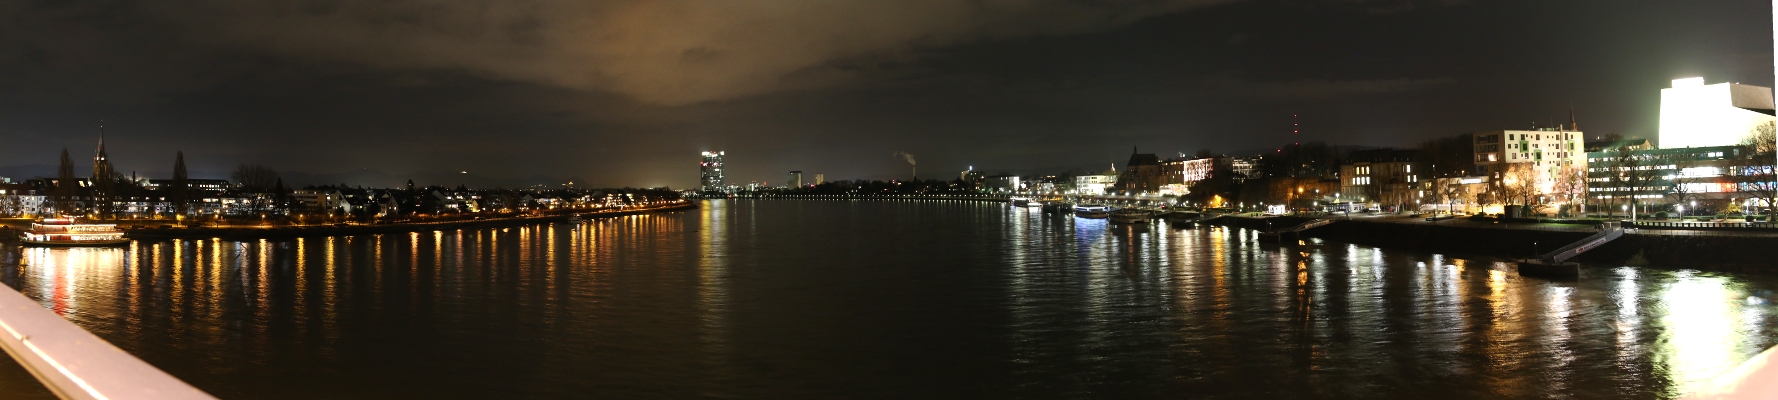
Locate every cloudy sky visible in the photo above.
<box><xmin>0</xmin><ymin>0</ymin><xmax>1771</xmax><ymax>188</ymax></box>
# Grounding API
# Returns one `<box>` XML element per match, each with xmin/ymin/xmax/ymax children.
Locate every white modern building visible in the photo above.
<box><xmin>1659</xmin><ymin>77</ymin><xmax>1775</xmax><ymax>148</ymax></box>
<box><xmin>1072</xmin><ymin>165</ymin><xmax>1118</xmax><ymax>195</ymax></box>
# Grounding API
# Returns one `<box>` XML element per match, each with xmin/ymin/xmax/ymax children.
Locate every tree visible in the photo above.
<box><xmin>231</xmin><ymin>164</ymin><xmax>281</xmax><ymax>191</ymax></box>
<box><xmin>172</xmin><ymin>151</ymin><xmax>190</xmax><ymax>218</ymax></box>
<box><xmin>1499</xmin><ymin>163</ymin><xmax>1545</xmax><ymax>207</ymax></box>
<box><xmin>1552</xmin><ymin>163</ymin><xmax>1587</xmax><ymax>216</ymax></box>
<box><xmin>1416</xmin><ymin>133</ymin><xmax>1476</xmax><ymax>177</ymax></box>
<box><xmin>1604</xmin><ymin>143</ymin><xmax>1657</xmax><ymax>218</ymax></box>
<box><xmin>53</xmin><ymin>148</ymin><xmax>77</xmax><ymax>215</ymax></box>
<box><xmin>1432</xmin><ymin>178</ymin><xmax>1471</xmax><ymax>215</ymax></box>
<box><xmin>1731</xmin><ymin>121</ymin><xmax>1778</xmax><ymax>220</ymax></box>
<box><xmin>1661</xmin><ymin>151</ymin><xmax>1702</xmax><ymax>217</ymax></box>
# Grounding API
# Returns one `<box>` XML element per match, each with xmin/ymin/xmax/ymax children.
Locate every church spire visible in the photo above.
<box><xmin>1568</xmin><ymin>107</ymin><xmax>1578</xmax><ymax>131</ymax></box>
<box><xmin>93</xmin><ymin>120</ymin><xmax>110</xmax><ymax>180</ymax></box>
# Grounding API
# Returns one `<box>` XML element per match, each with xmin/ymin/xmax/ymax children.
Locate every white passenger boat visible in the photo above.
<box><xmin>20</xmin><ymin>216</ymin><xmax>128</xmax><ymax>247</ymax></box>
<box><xmin>1073</xmin><ymin>204</ymin><xmax>1110</xmax><ymax>219</ymax></box>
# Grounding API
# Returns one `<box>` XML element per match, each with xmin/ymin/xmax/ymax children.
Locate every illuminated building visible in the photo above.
<box><xmin>1228</xmin><ymin>156</ymin><xmax>1265</xmax><ymax>183</ymax></box>
<box><xmin>1159</xmin><ymin>156</ymin><xmax>1225</xmax><ymax>196</ymax></box>
<box><xmin>142</xmin><ymin>179</ymin><xmax>230</xmax><ymax>190</ymax></box>
<box><xmin>986</xmin><ymin>175</ymin><xmax>1021</xmax><ymax>192</ymax></box>
<box><xmin>786</xmin><ymin>171</ymin><xmax>803</xmax><ymax>188</ymax></box>
<box><xmin>700</xmin><ymin>151</ymin><xmax>726</xmax><ymax>192</ymax></box>
<box><xmin>959</xmin><ymin>166</ymin><xmax>984</xmax><ymax>189</ymax></box>
<box><xmin>1659</xmin><ymin>78</ymin><xmax>1775</xmax><ymax>149</ymax></box>
<box><xmin>1473</xmin><ymin>128</ymin><xmax>1586</xmax><ymax>176</ymax></box>
<box><xmin>1585</xmin><ymin>145</ymin><xmax>1747</xmax><ymax>209</ymax></box>
<box><xmin>1072</xmin><ymin>165</ymin><xmax>1118</xmax><ymax>195</ymax></box>
<box><xmin>1117</xmin><ymin>147</ymin><xmax>1163</xmax><ymax>192</ymax></box>
<box><xmin>1338</xmin><ymin>149</ymin><xmax>1423</xmax><ymax>206</ymax></box>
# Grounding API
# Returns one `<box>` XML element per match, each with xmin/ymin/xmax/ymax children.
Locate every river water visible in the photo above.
<box><xmin>1</xmin><ymin>199</ymin><xmax>1775</xmax><ymax>398</ymax></box>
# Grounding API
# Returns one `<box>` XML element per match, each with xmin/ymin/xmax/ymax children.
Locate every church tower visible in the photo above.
<box><xmin>92</xmin><ymin>126</ymin><xmax>110</xmax><ymax>181</ymax></box>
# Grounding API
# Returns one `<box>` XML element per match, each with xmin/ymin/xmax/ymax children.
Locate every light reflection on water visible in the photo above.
<box><xmin>0</xmin><ymin>199</ymin><xmax>1774</xmax><ymax>398</ymax></box>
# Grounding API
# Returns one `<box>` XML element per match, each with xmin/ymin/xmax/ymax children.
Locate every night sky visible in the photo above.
<box><xmin>1</xmin><ymin>0</ymin><xmax>1772</xmax><ymax>189</ymax></box>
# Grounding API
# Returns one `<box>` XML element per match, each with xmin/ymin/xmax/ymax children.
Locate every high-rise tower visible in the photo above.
<box><xmin>700</xmin><ymin>151</ymin><xmax>725</xmax><ymax>192</ymax></box>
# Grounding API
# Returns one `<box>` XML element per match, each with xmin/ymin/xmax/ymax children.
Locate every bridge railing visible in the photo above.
<box><xmin>0</xmin><ymin>284</ymin><xmax>213</xmax><ymax>400</ymax></box>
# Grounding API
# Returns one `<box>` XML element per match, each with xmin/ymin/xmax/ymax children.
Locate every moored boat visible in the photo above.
<box><xmin>1010</xmin><ymin>197</ymin><xmax>1033</xmax><ymax>207</ymax></box>
<box><xmin>20</xmin><ymin>216</ymin><xmax>128</xmax><ymax>247</ymax></box>
<box><xmin>1165</xmin><ymin>212</ymin><xmax>1201</xmax><ymax>223</ymax></box>
<box><xmin>1073</xmin><ymin>204</ymin><xmax>1110</xmax><ymax>219</ymax></box>
<box><xmin>1110</xmin><ymin>208</ymin><xmax>1152</xmax><ymax>224</ymax></box>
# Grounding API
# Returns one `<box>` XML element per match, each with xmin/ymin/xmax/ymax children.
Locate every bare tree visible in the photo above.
<box><xmin>1552</xmin><ymin>163</ymin><xmax>1587</xmax><ymax>216</ymax></box>
<box><xmin>1732</xmin><ymin>121</ymin><xmax>1778</xmax><ymax>220</ymax></box>
<box><xmin>1440</xmin><ymin>179</ymin><xmax>1471</xmax><ymax>215</ymax></box>
<box><xmin>1605</xmin><ymin>144</ymin><xmax>1656</xmax><ymax>218</ymax></box>
<box><xmin>1661</xmin><ymin>151</ymin><xmax>1701</xmax><ymax>218</ymax></box>
<box><xmin>231</xmin><ymin>164</ymin><xmax>281</xmax><ymax>191</ymax></box>
<box><xmin>1498</xmin><ymin>163</ymin><xmax>1546</xmax><ymax>208</ymax></box>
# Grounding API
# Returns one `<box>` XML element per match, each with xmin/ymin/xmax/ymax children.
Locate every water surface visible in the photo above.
<box><xmin>1</xmin><ymin>199</ymin><xmax>1774</xmax><ymax>398</ymax></box>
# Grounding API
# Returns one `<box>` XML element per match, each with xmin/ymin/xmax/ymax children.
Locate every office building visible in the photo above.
<box><xmin>700</xmin><ymin>151</ymin><xmax>725</xmax><ymax>192</ymax></box>
<box><xmin>786</xmin><ymin>171</ymin><xmax>803</xmax><ymax>188</ymax></box>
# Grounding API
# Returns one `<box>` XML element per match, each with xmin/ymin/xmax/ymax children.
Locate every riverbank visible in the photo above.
<box><xmin>120</xmin><ymin>202</ymin><xmax>697</xmax><ymax>241</ymax></box>
<box><xmin>701</xmin><ymin>194</ymin><xmax>1012</xmax><ymax>202</ymax></box>
<box><xmin>1211</xmin><ymin>214</ymin><xmax>1778</xmax><ymax>272</ymax></box>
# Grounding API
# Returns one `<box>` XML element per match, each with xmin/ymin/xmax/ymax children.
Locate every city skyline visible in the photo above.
<box><xmin>1</xmin><ymin>0</ymin><xmax>1773</xmax><ymax>189</ymax></box>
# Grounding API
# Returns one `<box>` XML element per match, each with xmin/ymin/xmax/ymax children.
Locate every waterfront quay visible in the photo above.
<box><xmin>116</xmin><ymin>201</ymin><xmax>697</xmax><ymax>241</ymax></box>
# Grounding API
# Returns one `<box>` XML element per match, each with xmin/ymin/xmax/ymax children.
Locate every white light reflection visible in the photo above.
<box><xmin>1658</xmin><ymin>274</ymin><xmax>1741</xmax><ymax>394</ymax></box>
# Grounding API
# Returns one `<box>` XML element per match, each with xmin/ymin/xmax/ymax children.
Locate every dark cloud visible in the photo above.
<box><xmin>143</xmin><ymin>0</ymin><xmax>1241</xmax><ymax>105</ymax></box>
<box><xmin>1199</xmin><ymin>75</ymin><xmax>1457</xmax><ymax>99</ymax></box>
<box><xmin>0</xmin><ymin>0</ymin><xmax>1770</xmax><ymax>189</ymax></box>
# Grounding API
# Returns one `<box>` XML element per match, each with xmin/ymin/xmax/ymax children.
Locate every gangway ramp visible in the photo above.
<box><xmin>1258</xmin><ymin>217</ymin><xmax>1336</xmax><ymax>243</ymax></box>
<box><xmin>1518</xmin><ymin>222</ymin><xmax>1623</xmax><ymax>277</ymax></box>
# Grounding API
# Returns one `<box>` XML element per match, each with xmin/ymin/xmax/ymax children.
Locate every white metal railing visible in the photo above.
<box><xmin>1683</xmin><ymin>344</ymin><xmax>1778</xmax><ymax>399</ymax></box>
<box><xmin>0</xmin><ymin>284</ymin><xmax>213</xmax><ymax>400</ymax></box>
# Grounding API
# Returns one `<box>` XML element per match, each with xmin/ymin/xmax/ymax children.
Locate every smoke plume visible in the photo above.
<box><xmin>892</xmin><ymin>151</ymin><xmax>916</xmax><ymax>166</ymax></box>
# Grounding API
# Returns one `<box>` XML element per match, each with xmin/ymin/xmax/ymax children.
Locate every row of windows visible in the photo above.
<box><xmin>1587</xmin><ymin>151</ymin><xmax>1730</xmax><ymax>164</ymax></box>
<box><xmin>1508</xmin><ymin>133</ymin><xmax>1576</xmax><ymax>141</ymax></box>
